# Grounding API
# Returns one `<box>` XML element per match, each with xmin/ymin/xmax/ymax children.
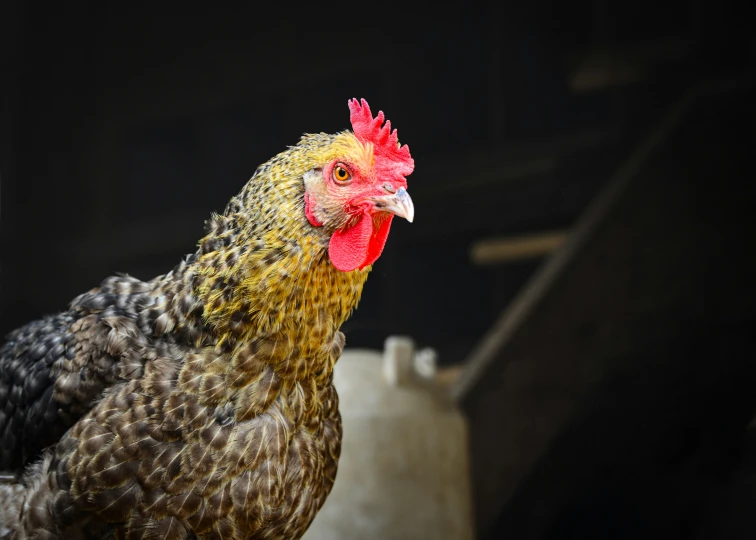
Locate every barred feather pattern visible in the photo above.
<box><xmin>0</xmin><ymin>130</ymin><xmax>377</xmax><ymax>539</ymax></box>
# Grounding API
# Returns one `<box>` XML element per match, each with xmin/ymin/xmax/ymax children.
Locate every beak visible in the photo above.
<box><xmin>370</xmin><ymin>187</ymin><xmax>415</xmax><ymax>223</ymax></box>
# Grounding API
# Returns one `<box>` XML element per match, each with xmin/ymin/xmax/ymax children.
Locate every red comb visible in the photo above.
<box><xmin>348</xmin><ymin>98</ymin><xmax>414</xmax><ymax>182</ymax></box>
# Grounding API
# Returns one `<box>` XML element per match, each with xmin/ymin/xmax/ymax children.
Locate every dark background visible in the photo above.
<box><xmin>1</xmin><ymin>1</ymin><xmax>755</xmax><ymax>538</ymax></box>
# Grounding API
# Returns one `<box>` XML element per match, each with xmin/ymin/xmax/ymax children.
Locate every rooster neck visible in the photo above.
<box><xmin>170</xmin><ymin>211</ymin><xmax>369</xmax><ymax>379</ymax></box>
<box><xmin>200</xmin><ymin>231</ymin><xmax>369</xmax><ymax>337</ymax></box>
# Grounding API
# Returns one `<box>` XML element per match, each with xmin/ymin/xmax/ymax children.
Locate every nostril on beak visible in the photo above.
<box><xmin>369</xmin><ymin>187</ymin><xmax>414</xmax><ymax>223</ymax></box>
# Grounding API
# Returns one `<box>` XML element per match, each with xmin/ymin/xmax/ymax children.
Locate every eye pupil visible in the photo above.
<box><xmin>334</xmin><ymin>165</ymin><xmax>350</xmax><ymax>182</ymax></box>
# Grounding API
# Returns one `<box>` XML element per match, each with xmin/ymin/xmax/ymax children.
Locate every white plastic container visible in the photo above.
<box><xmin>303</xmin><ymin>337</ymin><xmax>475</xmax><ymax>540</ymax></box>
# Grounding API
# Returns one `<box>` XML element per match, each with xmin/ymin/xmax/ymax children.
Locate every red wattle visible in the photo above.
<box><xmin>363</xmin><ymin>214</ymin><xmax>393</xmax><ymax>268</ymax></box>
<box><xmin>328</xmin><ymin>214</ymin><xmax>394</xmax><ymax>272</ymax></box>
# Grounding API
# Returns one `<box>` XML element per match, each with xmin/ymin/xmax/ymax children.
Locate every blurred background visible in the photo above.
<box><xmin>1</xmin><ymin>1</ymin><xmax>754</xmax><ymax>538</ymax></box>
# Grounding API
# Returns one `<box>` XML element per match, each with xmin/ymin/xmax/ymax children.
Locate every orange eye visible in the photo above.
<box><xmin>333</xmin><ymin>164</ymin><xmax>351</xmax><ymax>183</ymax></box>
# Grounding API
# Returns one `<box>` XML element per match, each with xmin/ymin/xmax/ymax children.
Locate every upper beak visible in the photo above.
<box><xmin>370</xmin><ymin>187</ymin><xmax>415</xmax><ymax>223</ymax></box>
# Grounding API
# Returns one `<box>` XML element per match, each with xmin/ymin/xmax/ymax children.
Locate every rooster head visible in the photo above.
<box><xmin>302</xmin><ymin>98</ymin><xmax>414</xmax><ymax>272</ymax></box>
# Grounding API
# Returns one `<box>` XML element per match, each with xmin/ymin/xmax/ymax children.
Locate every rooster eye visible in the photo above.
<box><xmin>332</xmin><ymin>164</ymin><xmax>351</xmax><ymax>183</ymax></box>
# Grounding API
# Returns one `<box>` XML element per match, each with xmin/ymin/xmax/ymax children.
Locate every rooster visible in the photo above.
<box><xmin>0</xmin><ymin>98</ymin><xmax>414</xmax><ymax>539</ymax></box>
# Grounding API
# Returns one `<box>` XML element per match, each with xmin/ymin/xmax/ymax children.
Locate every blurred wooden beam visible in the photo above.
<box><xmin>435</xmin><ymin>364</ymin><xmax>464</xmax><ymax>390</ymax></box>
<box><xmin>470</xmin><ymin>230</ymin><xmax>569</xmax><ymax>265</ymax></box>
<box><xmin>453</xmin><ymin>82</ymin><xmax>700</xmax><ymax>403</ymax></box>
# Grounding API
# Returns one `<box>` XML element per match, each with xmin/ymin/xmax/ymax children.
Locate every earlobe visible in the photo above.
<box><xmin>303</xmin><ymin>168</ymin><xmax>325</xmax><ymax>227</ymax></box>
<box><xmin>304</xmin><ymin>193</ymin><xmax>323</xmax><ymax>227</ymax></box>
